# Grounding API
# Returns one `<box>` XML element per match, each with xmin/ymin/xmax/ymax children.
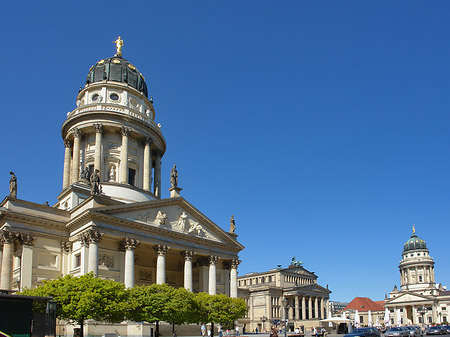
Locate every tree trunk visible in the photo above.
<box><xmin>172</xmin><ymin>321</ymin><xmax>175</xmax><ymax>334</ymax></box>
<box><xmin>211</xmin><ymin>322</ymin><xmax>215</xmax><ymax>337</ymax></box>
<box><xmin>80</xmin><ymin>318</ymin><xmax>84</xmax><ymax>337</ymax></box>
<box><xmin>156</xmin><ymin>321</ymin><xmax>160</xmax><ymax>337</ymax></box>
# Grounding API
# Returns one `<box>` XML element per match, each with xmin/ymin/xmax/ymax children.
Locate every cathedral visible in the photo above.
<box><xmin>0</xmin><ymin>38</ymin><xmax>244</xmax><ymax>303</ymax></box>
<box><xmin>385</xmin><ymin>227</ymin><xmax>450</xmax><ymax>325</ymax></box>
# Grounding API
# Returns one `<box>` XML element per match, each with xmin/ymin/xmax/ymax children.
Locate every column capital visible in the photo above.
<box><xmin>1</xmin><ymin>229</ymin><xmax>17</xmax><ymax>244</ymax></box>
<box><xmin>121</xmin><ymin>237</ymin><xmax>139</xmax><ymax>251</ymax></box>
<box><xmin>64</xmin><ymin>139</ymin><xmax>72</xmax><ymax>148</ymax></box>
<box><xmin>231</xmin><ymin>259</ymin><xmax>241</xmax><ymax>268</ymax></box>
<box><xmin>80</xmin><ymin>229</ymin><xmax>103</xmax><ymax>246</ymax></box>
<box><xmin>181</xmin><ymin>250</ymin><xmax>195</xmax><ymax>261</ymax></box>
<box><xmin>121</xmin><ymin>126</ymin><xmax>131</xmax><ymax>137</ymax></box>
<box><xmin>94</xmin><ymin>123</ymin><xmax>104</xmax><ymax>133</ymax></box>
<box><xmin>61</xmin><ymin>241</ymin><xmax>72</xmax><ymax>253</ymax></box>
<box><xmin>153</xmin><ymin>244</ymin><xmax>169</xmax><ymax>256</ymax></box>
<box><xmin>144</xmin><ymin>137</ymin><xmax>153</xmax><ymax>145</ymax></box>
<box><xmin>72</xmin><ymin>128</ymin><xmax>84</xmax><ymax>139</ymax></box>
<box><xmin>19</xmin><ymin>234</ymin><xmax>36</xmax><ymax>247</ymax></box>
<box><xmin>209</xmin><ymin>255</ymin><xmax>220</xmax><ymax>265</ymax></box>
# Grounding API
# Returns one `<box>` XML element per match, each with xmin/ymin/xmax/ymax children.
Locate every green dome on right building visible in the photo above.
<box><xmin>403</xmin><ymin>227</ymin><xmax>428</xmax><ymax>252</ymax></box>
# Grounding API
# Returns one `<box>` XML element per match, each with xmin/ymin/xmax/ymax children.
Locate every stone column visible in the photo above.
<box><xmin>208</xmin><ymin>255</ymin><xmax>220</xmax><ymax>295</ymax></box>
<box><xmin>84</xmin><ymin>230</ymin><xmax>103</xmax><ymax>277</ymax></box>
<box><xmin>120</xmin><ymin>127</ymin><xmax>131</xmax><ymax>184</ymax></box>
<box><xmin>63</xmin><ymin>140</ymin><xmax>72</xmax><ymax>188</ymax></box>
<box><xmin>154</xmin><ymin>151</ymin><xmax>162</xmax><ymax>198</ymax></box>
<box><xmin>181</xmin><ymin>250</ymin><xmax>195</xmax><ymax>291</ymax></box>
<box><xmin>432</xmin><ymin>304</ymin><xmax>437</xmax><ymax>324</ymax></box>
<box><xmin>0</xmin><ymin>241</ymin><xmax>3</xmax><ymax>285</ymax></box>
<box><xmin>321</xmin><ymin>298</ymin><xmax>325</xmax><ymax>319</ymax></box>
<box><xmin>143</xmin><ymin>137</ymin><xmax>153</xmax><ymax>192</ymax></box>
<box><xmin>308</xmin><ymin>297</ymin><xmax>312</xmax><ymax>319</ymax></box>
<box><xmin>289</xmin><ymin>303</ymin><xmax>294</xmax><ymax>320</ymax></box>
<box><xmin>0</xmin><ymin>230</ymin><xmax>16</xmax><ymax>290</ymax></box>
<box><xmin>123</xmin><ymin>238</ymin><xmax>139</xmax><ymax>288</ymax></box>
<box><xmin>412</xmin><ymin>306</ymin><xmax>416</xmax><ymax>324</ymax></box>
<box><xmin>402</xmin><ymin>306</ymin><xmax>407</xmax><ymax>324</ymax></box>
<box><xmin>302</xmin><ymin>296</ymin><xmax>306</xmax><ymax>320</ymax></box>
<box><xmin>20</xmin><ymin>234</ymin><xmax>35</xmax><ymax>290</ymax></box>
<box><xmin>230</xmin><ymin>259</ymin><xmax>240</xmax><ymax>298</ymax></box>
<box><xmin>61</xmin><ymin>241</ymin><xmax>72</xmax><ymax>276</ymax></box>
<box><xmin>295</xmin><ymin>296</ymin><xmax>300</xmax><ymax>320</ymax></box>
<box><xmin>315</xmin><ymin>297</ymin><xmax>319</xmax><ymax>319</ymax></box>
<box><xmin>154</xmin><ymin>245</ymin><xmax>169</xmax><ymax>284</ymax></box>
<box><xmin>71</xmin><ymin>128</ymin><xmax>83</xmax><ymax>183</ymax></box>
<box><xmin>93</xmin><ymin>124</ymin><xmax>103</xmax><ymax>174</ymax></box>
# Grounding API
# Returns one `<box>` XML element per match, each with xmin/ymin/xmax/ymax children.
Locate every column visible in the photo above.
<box><xmin>123</xmin><ymin>238</ymin><xmax>139</xmax><ymax>288</ymax></box>
<box><xmin>302</xmin><ymin>296</ymin><xmax>306</xmax><ymax>320</ymax></box>
<box><xmin>20</xmin><ymin>234</ymin><xmax>35</xmax><ymax>290</ymax></box>
<box><xmin>230</xmin><ymin>259</ymin><xmax>240</xmax><ymax>298</ymax></box>
<box><xmin>182</xmin><ymin>250</ymin><xmax>195</xmax><ymax>291</ymax></box>
<box><xmin>411</xmin><ymin>306</ymin><xmax>416</xmax><ymax>324</ymax></box>
<box><xmin>403</xmin><ymin>306</ymin><xmax>407</xmax><ymax>324</ymax></box>
<box><xmin>71</xmin><ymin>128</ymin><xmax>83</xmax><ymax>183</ymax></box>
<box><xmin>315</xmin><ymin>297</ymin><xmax>319</xmax><ymax>319</ymax></box>
<box><xmin>63</xmin><ymin>140</ymin><xmax>72</xmax><ymax>188</ymax></box>
<box><xmin>208</xmin><ymin>255</ymin><xmax>219</xmax><ymax>295</ymax></box>
<box><xmin>289</xmin><ymin>302</ymin><xmax>294</xmax><ymax>320</ymax></box>
<box><xmin>154</xmin><ymin>245</ymin><xmax>169</xmax><ymax>284</ymax></box>
<box><xmin>0</xmin><ymin>241</ymin><xmax>3</xmax><ymax>285</ymax></box>
<box><xmin>93</xmin><ymin>124</ymin><xmax>103</xmax><ymax>173</ymax></box>
<box><xmin>154</xmin><ymin>150</ymin><xmax>162</xmax><ymax>198</ymax></box>
<box><xmin>143</xmin><ymin>137</ymin><xmax>153</xmax><ymax>191</ymax></box>
<box><xmin>321</xmin><ymin>298</ymin><xmax>325</xmax><ymax>319</ymax></box>
<box><xmin>432</xmin><ymin>304</ymin><xmax>437</xmax><ymax>324</ymax></box>
<box><xmin>60</xmin><ymin>241</ymin><xmax>72</xmax><ymax>276</ymax></box>
<box><xmin>120</xmin><ymin>127</ymin><xmax>131</xmax><ymax>184</ymax></box>
<box><xmin>295</xmin><ymin>296</ymin><xmax>300</xmax><ymax>320</ymax></box>
<box><xmin>0</xmin><ymin>230</ymin><xmax>16</xmax><ymax>290</ymax></box>
<box><xmin>308</xmin><ymin>297</ymin><xmax>312</xmax><ymax>319</ymax></box>
<box><xmin>85</xmin><ymin>230</ymin><xmax>103</xmax><ymax>276</ymax></box>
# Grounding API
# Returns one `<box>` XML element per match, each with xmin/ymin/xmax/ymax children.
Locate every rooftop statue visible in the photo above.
<box><xmin>9</xmin><ymin>171</ymin><xmax>17</xmax><ymax>198</ymax></box>
<box><xmin>113</xmin><ymin>36</ymin><xmax>123</xmax><ymax>57</ymax></box>
<box><xmin>290</xmin><ymin>256</ymin><xmax>303</xmax><ymax>267</ymax></box>
<box><xmin>90</xmin><ymin>169</ymin><xmax>101</xmax><ymax>195</ymax></box>
<box><xmin>170</xmin><ymin>164</ymin><xmax>178</xmax><ymax>188</ymax></box>
<box><xmin>229</xmin><ymin>214</ymin><xmax>236</xmax><ymax>233</ymax></box>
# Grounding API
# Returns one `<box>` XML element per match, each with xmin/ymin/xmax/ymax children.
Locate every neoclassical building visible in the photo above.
<box><xmin>238</xmin><ymin>260</ymin><xmax>331</xmax><ymax>332</ymax></box>
<box><xmin>0</xmin><ymin>40</ymin><xmax>243</xmax><ymax>302</ymax></box>
<box><xmin>385</xmin><ymin>228</ymin><xmax>449</xmax><ymax>325</ymax></box>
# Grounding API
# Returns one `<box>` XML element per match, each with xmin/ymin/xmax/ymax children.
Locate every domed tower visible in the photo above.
<box><xmin>58</xmin><ymin>37</ymin><xmax>166</xmax><ymax>208</ymax></box>
<box><xmin>399</xmin><ymin>226</ymin><xmax>435</xmax><ymax>292</ymax></box>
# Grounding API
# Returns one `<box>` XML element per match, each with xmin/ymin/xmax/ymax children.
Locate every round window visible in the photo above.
<box><xmin>110</xmin><ymin>93</ymin><xmax>120</xmax><ymax>101</ymax></box>
<box><xmin>92</xmin><ymin>93</ymin><xmax>100</xmax><ymax>101</ymax></box>
<box><xmin>129</xmin><ymin>98</ymin><xmax>138</xmax><ymax>107</ymax></box>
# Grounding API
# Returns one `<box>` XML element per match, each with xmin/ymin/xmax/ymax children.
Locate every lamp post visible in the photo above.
<box><xmin>416</xmin><ymin>307</ymin><xmax>427</xmax><ymax>327</ymax></box>
<box><xmin>282</xmin><ymin>298</ymin><xmax>288</xmax><ymax>337</ymax></box>
<box><xmin>261</xmin><ymin>315</ymin><xmax>267</xmax><ymax>332</ymax></box>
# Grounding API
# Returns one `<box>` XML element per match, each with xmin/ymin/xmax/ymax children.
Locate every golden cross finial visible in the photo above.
<box><xmin>413</xmin><ymin>224</ymin><xmax>415</xmax><ymax>235</ymax></box>
<box><xmin>113</xmin><ymin>36</ymin><xmax>123</xmax><ymax>57</ymax></box>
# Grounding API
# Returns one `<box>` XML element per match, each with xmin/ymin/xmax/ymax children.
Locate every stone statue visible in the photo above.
<box><xmin>156</xmin><ymin>211</ymin><xmax>168</xmax><ymax>227</ymax></box>
<box><xmin>109</xmin><ymin>166</ymin><xmax>116</xmax><ymax>182</ymax></box>
<box><xmin>80</xmin><ymin>167</ymin><xmax>90</xmax><ymax>181</ymax></box>
<box><xmin>229</xmin><ymin>214</ymin><xmax>236</xmax><ymax>233</ymax></box>
<box><xmin>9</xmin><ymin>171</ymin><xmax>17</xmax><ymax>198</ymax></box>
<box><xmin>177</xmin><ymin>212</ymin><xmax>188</xmax><ymax>232</ymax></box>
<box><xmin>113</xmin><ymin>36</ymin><xmax>123</xmax><ymax>57</ymax></box>
<box><xmin>90</xmin><ymin>169</ymin><xmax>101</xmax><ymax>195</ymax></box>
<box><xmin>170</xmin><ymin>164</ymin><xmax>178</xmax><ymax>188</ymax></box>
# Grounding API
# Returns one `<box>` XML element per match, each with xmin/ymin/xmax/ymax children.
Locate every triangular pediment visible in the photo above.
<box><xmin>386</xmin><ymin>292</ymin><xmax>432</xmax><ymax>305</ymax></box>
<box><xmin>87</xmin><ymin>197</ymin><xmax>243</xmax><ymax>249</ymax></box>
<box><xmin>298</xmin><ymin>283</ymin><xmax>331</xmax><ymax>293</ymax></box>
<box><xmin>284</xmin><ymin>267</ymin><xmax>316</xmax><ymax>278</ymax></box>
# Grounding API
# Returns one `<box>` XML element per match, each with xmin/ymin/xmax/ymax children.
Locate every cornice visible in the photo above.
<box><xmin>0</xmin><ymin>209</ymin><xmax>67</xmax><ymax>230</ymax></box>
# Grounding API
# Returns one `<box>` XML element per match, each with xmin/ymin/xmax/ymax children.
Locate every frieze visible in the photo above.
<box><xmin>99</xmin><ymin>254</ymin><xmax>115</xmax><ymax>268</ymax></box>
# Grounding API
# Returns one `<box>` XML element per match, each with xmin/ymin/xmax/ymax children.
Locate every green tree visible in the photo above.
<box><xmin>20</xmin><ymin>273</ymin><xmax>127</xmax><ymax>337</ymax></box>
<box><xmin>195</xmin><ymin>293</ymin><xmax>247</xmax><ymax>337</ymax></box>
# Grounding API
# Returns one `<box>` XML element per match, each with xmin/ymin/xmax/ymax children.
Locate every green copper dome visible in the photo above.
<box><xmin>403</xmin><ymin>233</ymin><xmax>427</xmax><ymax>252</ymax></box>
<box><xmin>85</xmin><ymin>56</ymin><xmax>148</xmax><ymax>97</ymax></box>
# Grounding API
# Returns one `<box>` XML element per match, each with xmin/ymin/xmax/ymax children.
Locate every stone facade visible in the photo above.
<box><xmin>238</xmin><ymin>263</ymin><xmax>331</xmax><ymax>332</ymax></box>
<box><xmin>384</xmin><ymin>229</ymin><xmax>450</xmax><ymax>325</ymax></box>
<box><xmin>0</xmin><ymin>45</ymin><xmax>243</xmax><ymax>304</ymax></box>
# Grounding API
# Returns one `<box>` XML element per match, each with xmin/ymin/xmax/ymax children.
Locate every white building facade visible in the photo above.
<box><xmin>385</xmin><ymin>228</ymin><xmax>449</xmax><ymax>325</ymax></box>
<box><xmin>0</xmin><ymin>42</ymin><xmax>243</xmax><ymax>300</ymax></box>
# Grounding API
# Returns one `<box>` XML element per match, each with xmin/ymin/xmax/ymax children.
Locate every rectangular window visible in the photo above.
<box><xmin>442</xmin><ymin>307</ymin><xmax>447</xmax><ymax>310</ymax></box>
<box><xmin>428</xmin><ymin>317</ymin><xmax>432</xmax><ymax>323</ymax></box>
<box><xmin>128</xmin><ymin>168</ymin><xmax>136</xmax><ymax>186</ymax></box>
<box><xmin>419</xmin><ymin>275</ymin><xmax>423</xmax><ymax>282</ymax></box>
<box><xmin>418</xmin><ymin>317</ymin><xmax>422</xmax><ymax>324</ymax></box>
<box><xmin>443</xmin><ymin>316</ymin><xmax>447</xmax><ymax>322</ymax></box>
<box><xmin>75</xmin><ymin>254</ymin><xmax>81</xmax><ymax>268</ymax></box>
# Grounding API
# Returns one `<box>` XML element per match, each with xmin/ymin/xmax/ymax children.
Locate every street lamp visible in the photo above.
<box><xmin>282</xmin><ymin>298</ymin><xmax>288</xmax><ymax>337</ymax></box>
<box><xmin>261</xmin><ymin>316</ymin><xmax>267</xmax><ymax>332</ymax></box>
<box><xmin>416</xmin><ymin>307</ymin><xmax>427</xmax><ymax>327</ymax></box>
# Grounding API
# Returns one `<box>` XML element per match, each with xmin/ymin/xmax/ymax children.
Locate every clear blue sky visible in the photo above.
<box><xmin>1</xmin><ymin>1</ymin><xmax>449</xmax><ymax>302</ymax></box>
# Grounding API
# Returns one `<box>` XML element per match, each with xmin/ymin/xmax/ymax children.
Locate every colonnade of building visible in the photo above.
<box><xmin>62</xmin><ymin>123</ymin><xmax>162</xmax><ymax>197</ymax></box>
<box><xmin>400</xmin><ymin>266</ymin><xmax>435</xmax><ymax>286</ymax></box>
<box><xmin>388</xmin><ymin>305</ymin><xmax>441</xmax><ymax>325</ymax></box>
<box><xmin>0</xmin><ymin>228</ymin><xmax>240</xmax><ymax>297</ymax></box>
<box><xmin>284</xmin><ymin>295</ymin><xmax>329</xmax><ymax>321</ymax></box>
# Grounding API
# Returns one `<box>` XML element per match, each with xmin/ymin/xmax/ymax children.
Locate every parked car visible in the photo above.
<box><xmin>344</xmin><ymin>327</ymin><xmax>381</xmax><ymax>337</ymax></box>
<box><xmin>442</xmin><ymin>326</ymin><xmax>450</xmax><ymax>334</ymax></box>
<box><xmin>405</xmin><ymin>326</ymin><xmax>422</xmax><ymax>337</ymax></box>
<box><xmin>385</xmin><ymin>327</ymin><xmax>410</xmax><ymax>337</ymax></box>
<box><xmin>425</xmin><ymin>326</ymin><xmax>447</xmax><ymax>335</ymax></box>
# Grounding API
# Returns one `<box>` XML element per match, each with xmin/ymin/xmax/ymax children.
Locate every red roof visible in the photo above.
<box><xmin>343</xmin><ymin>297</ymin><xmax>385</xmax><ymax>312</ymax></box>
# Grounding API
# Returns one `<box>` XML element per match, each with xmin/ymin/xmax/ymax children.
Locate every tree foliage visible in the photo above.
<box><xmin>195</xmin><ymin>292</ymin><xmax>247</xmax><ymax>325</ymax></box>
<box><xmin>20</xmin><ymin>273</ymin><xmax>127</xmax><ymax>336</ymax></box>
